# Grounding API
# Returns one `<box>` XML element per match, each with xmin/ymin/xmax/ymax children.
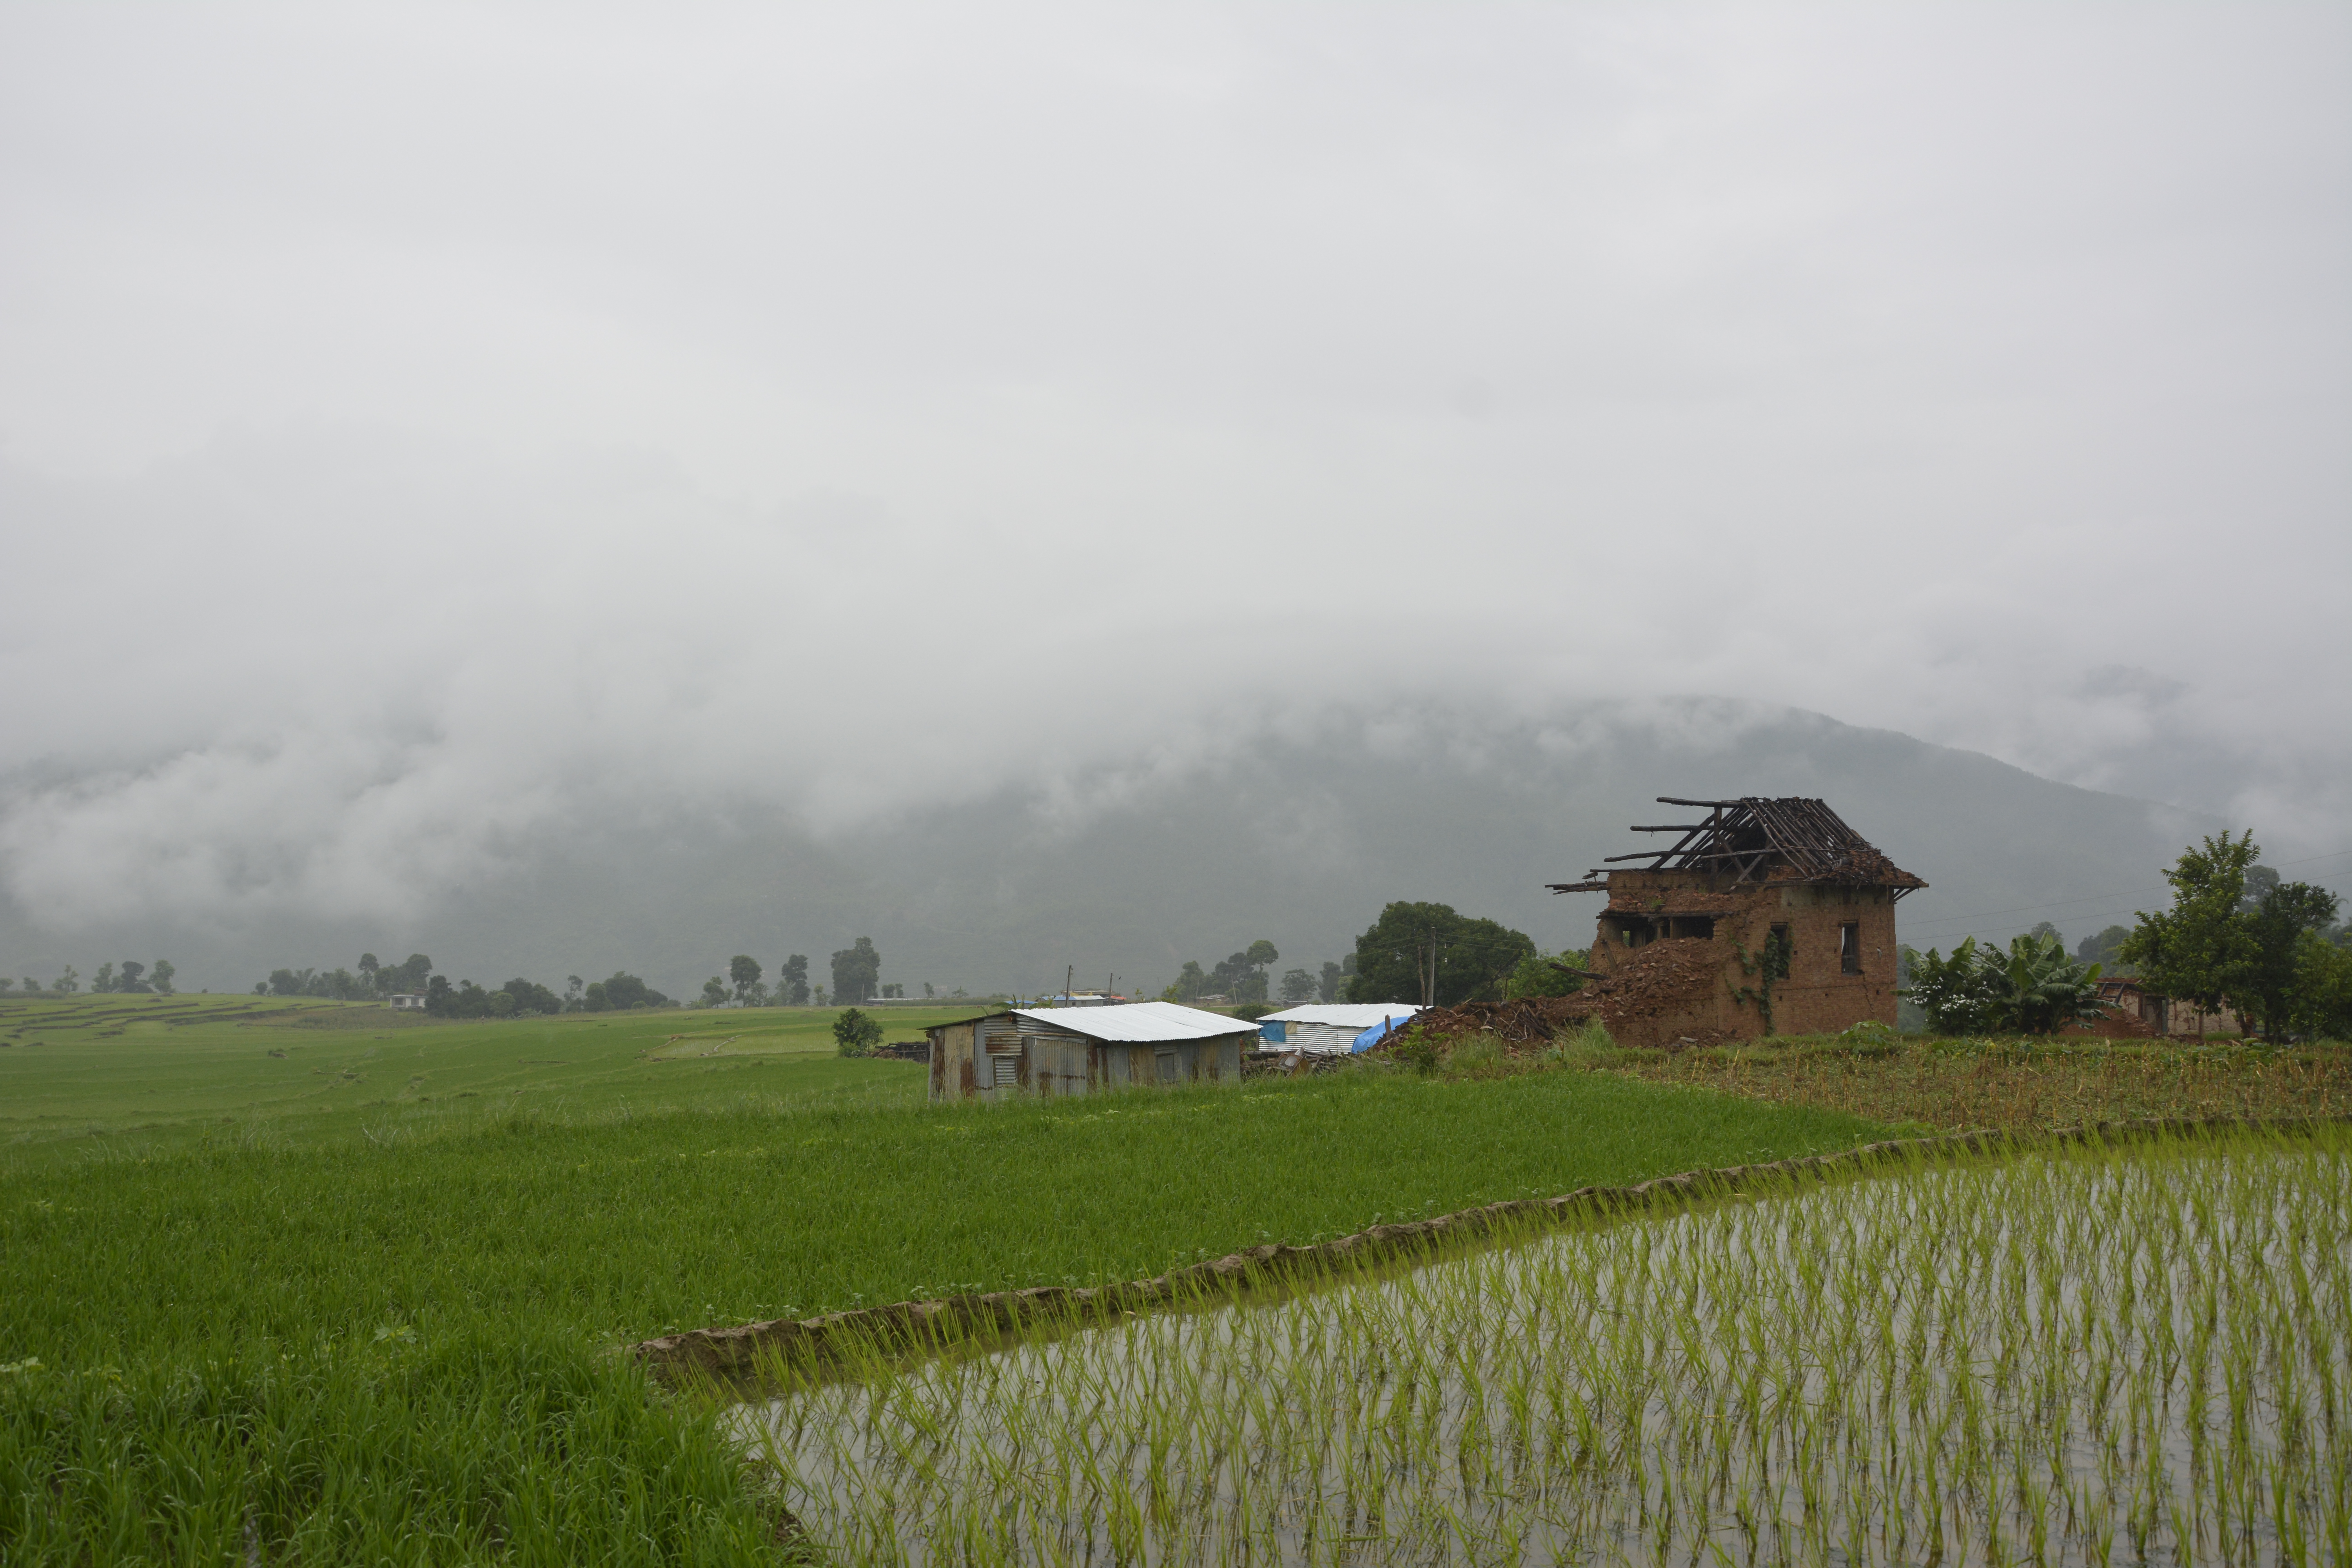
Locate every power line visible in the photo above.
<box><xmin>1898</xmin><ymin>846</ymin><xmax>2352</xmax><ymax>941</ymax></box>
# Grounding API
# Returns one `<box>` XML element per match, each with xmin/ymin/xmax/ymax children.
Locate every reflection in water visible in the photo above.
<box><xmin>740</xmin><ymin>1133</ymin><xmax>2349</xmax><ymax>1566</ymax></box>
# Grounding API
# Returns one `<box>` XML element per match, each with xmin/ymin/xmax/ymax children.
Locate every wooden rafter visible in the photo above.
<box><xmin>1546</xmin><ymin>795</ymin><xmax>1927</xmax><ymax>898</ymax></box>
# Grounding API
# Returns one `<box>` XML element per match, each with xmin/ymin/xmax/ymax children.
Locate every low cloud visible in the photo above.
<box><xmin>1</xmin><ymin>4</ymin><xmax>2345</xmax><ymax>932</ymax></box>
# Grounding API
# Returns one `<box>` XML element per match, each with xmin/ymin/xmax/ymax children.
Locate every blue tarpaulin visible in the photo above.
<box><xmin>1350</xmin><ymin>1012</ymin><xmax>1414</xmax><ymax>1053</ymax></box>
<box><xmin>1258</xmin><ymin>1020</ymin><xmax>1286</xmax><ymax>1045</ymax></box>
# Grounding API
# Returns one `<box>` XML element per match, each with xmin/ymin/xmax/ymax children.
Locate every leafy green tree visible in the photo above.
<box><xmin>1278</xmin><ymin>967</ymin><xmax>1315</xmax><ymax>1002</ymax></box>
<box><xmin>2240</xmin><ymin>877</ymin><xmax>2342</xmax><ymax>1037</ymax></box>
<box><xmin>497</xmin><ymin>978</ymin><xmax>560</xmax><ymax>1015</ymax></box>
<box><xmin>831</xmin><ymin>938</ymin><xmax>880</xmax><ymax>1006</ymax></box>
<box><xmin>1347</xmin><ymin>902</ymin><xmax>1535</xmax><ymax>1007</ymax></box>
<box><xmin>2074</xmin><ymin>925</ymin><xmax>2132</xmax><ymax>973</ymax></box>
<box><xmin>2290</xmin><ymin>935</ymin><xmax>2352</xmax><ymax>1039</ymax></box>
<box><xmin>1318</xmin><ymin>961</ymin><xmax>1344</xmax><ymax>1004</ymax></box>
<box><xmin>597</xmin><ymin>972</ymin><xmax>667</xmax><ymax>1010</ymax></box>
<box><xmin>2120</xmin><ymin>833</ymin><xmax>2259</xmax><ymax>1023</ymax></box>
<box><xmin>1162</xmin><ymin>960</ymin><xmax>1210</xmax><ymax>1002</ymax></box>
<box><xmin>118</xmin><ymin>961</ymin><xmax>150</xmax><ymax>993</ymax></box>
<box><xmin>1503</xmin><ymin>949</ymin><xmax>1586</xmax><ymax>1000</ymax></box>
<box><xmin>583</xmin><ymin>980</ymin><xmax>609</xmax><ymax>1011</ymax></box>
<box><xmin>149</xmin><ymin>960</ymin><xmax>174</xmax><ymax>996</ymax></box>
<box><xmin>832</xmin><ymin>1007</ymin><xmax>883</xmax><ymax>1056</ymax></box>
<box><xmin>780</xmin><ymin>954</ymin><xmax>810</xmax><ymax>1006</ymax></box>
<box><xmin>564</xmin><ymin>975</ymin><xmax>584</xmax><ymax>1009</ymax></box>
<box><xmin>728</xmin><ymin>955</ymin><xmax>763</xmax><ymax>1005</ymax></box>
<box><xmin>1902</xmin><ymin>933</ymin><xmax>2106</xmax><ymax>1034</ymax></box>
<box><xmin>0</xmin><ymin>978</ymin><xmax>13</xmax><ymax>994</ymax></box>
<box><xmin>699</xmin><ymin>975</ymin><xmax>729</xmax><ymax>1009</ymax></box>
<box><xmin>2120</xmin><ymin>833</ymin><xmax>2341</xmax><ymax>1036</ymax></box>
<box><xmin>91</xmin><ymin>962</ymin><xmax>118</xmax><ymax>994</ymax></box>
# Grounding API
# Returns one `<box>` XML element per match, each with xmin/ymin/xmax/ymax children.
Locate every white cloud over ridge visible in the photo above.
<box><xmin>1</xmin><ymin>2</ymin><xmax>2346</xmax><ymax>931</ymax></box>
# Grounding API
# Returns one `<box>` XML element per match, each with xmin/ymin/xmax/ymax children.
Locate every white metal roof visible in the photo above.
<box><xmin>1259</xmin><ymin>1003</ymin><xmax>1423</xmax><ymax>1028</ymax></box>
<box><xmin>1011</xmin><ymin>1000</ymin><xmax>1259</xmax><ymax>1044</ymax></box>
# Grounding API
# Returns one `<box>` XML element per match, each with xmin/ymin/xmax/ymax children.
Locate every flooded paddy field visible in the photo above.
<box><xmin>745</xmin><ymin>1127</ymin><xmax>2350</xmax><ymax>1567</ymax></box>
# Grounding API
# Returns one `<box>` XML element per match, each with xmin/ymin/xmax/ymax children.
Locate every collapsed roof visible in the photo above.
<box><xmin>1548</xmin><ymin>796</ymin><xmax>1926</xmax><ymax>899</ymax></box>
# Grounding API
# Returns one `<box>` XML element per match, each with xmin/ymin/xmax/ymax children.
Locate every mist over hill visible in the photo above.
<box><xmin>0</xmin><ymin>701</ymin><xmax>2243</xmax><ymax>1001</ymax></box>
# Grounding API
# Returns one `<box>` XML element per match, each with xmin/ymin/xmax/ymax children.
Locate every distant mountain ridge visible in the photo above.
<box><xmin>0</xmin><ymin>700</ymin><xmax>2226</xmax><ymax>998</ymax></box>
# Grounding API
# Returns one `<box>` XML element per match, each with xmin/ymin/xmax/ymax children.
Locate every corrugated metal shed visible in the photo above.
<box><xmin>1259</xmin><ymin>1004</ymin><xmax>1423</xmax><ymax>1029</ymax></box>
<box><xmin>1010</xmin><ymin>1000</ymin><xmax>1258</xmax><ymax>1044</ymax></box>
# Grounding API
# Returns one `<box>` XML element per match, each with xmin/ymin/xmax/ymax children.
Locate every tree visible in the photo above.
<box><xmin>699</xmin><ymin>975</ymin><xmax>729</xmax><ymax>1009</ymax></box>
<box><xmin>2074</xmin><ymin>926</ymin><xmax>2132</xmax><ymax>974</ymax></box>
<box><xmin>2119</xmin><ymin>833</ymin><xmax>2259</xmax><ymax>1023</ymax></box>
<box><xmin>831</xmin><ymin>938</ymin><xmax>881</xmax><ymax>1006</ymax></box>
<box><xmin>832</xmin><ymin>1007</ymin><xmax>882</xmax><ymax>1056</ymax></box>
<box><xmin>93</xmin><ymin>962</ymin><xmax>119</xmax><ymax>993</ymax></box>
<box><xmin>729</xmin><ymin>955</ymin><xmax>763</xmax><ymax>1005</ymax></box>
<box><xmin>1901</xmin><ymin>933</ymin><xmax>2107</xmax><ymax>1034</ymax></box>
<box><xmin>1318</xmin><ymin>961</ymin><xmax>1344</xmax><ymax>1004</ymax></box>
<box><xmin>497</xmin><ymin>978</ymin><xmax>561</xmax><ymax>1015</ymax></box>
<box><xmin>2120</xmin><ymin>833</ymin><xmax>2341</xmax><ymax>1036</ymax></box>
<box><xmin>2289</xmin><ymin>935</ymin><xmax>2352</xmax><ymax>1039</ymax></box>
<box><xmin>358</xmin><ymin>953</ymin><xmax>381</xmax><ymax>990</ymax></box>
<box><xmin>1278</xmin><ymin>967</ymin><xmax>1316</xmax><ymax>1002</ymax></box>
<box><xmin>595</xmin><ymin>972</ymin><xmax>668</xmax><ymax>1010</ymax></box>
<box><xmin>150</xmin><ymin>960</ymin><xmax>175</xmax><ymax>996</ymax></box>
<box><xmin>583</xmin><ymin>980</ymin><xmax>608</xmax><ymax>1011</ymax></box>
<box><xmin>780</xmin><ymin>954</ymin><xmax>810</xmax><ymax>1007</ymax></box>
<box><xmin>1347</xmin><ymin>903</ymin><xmax>1535</xmax><ymax>1007</ymax></box>
<box><xmin>1161</xmin><ymin>961</ymin><xmax>1210</xmax><ymax>1003</ymax></box>
<box><xmin>564</xmin><ymin>975</ymin><xmax>584</xmax><ymax>1009</ymax></box>
<box><xmin>117</xmin><ymin>960</ymin><xmax>149</xmax><ymax>994</ymax></box>
<box><xmin>1504</xmin><ymin>949</ymin><xmax>1586</xmax><ymax>1000</ymax></box>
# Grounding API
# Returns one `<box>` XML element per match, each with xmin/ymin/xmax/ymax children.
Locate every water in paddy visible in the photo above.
<box><xmin>740</xmin><ymin>1134</ymin><xmax>2350</xmax><ymax>1566</ymax></box>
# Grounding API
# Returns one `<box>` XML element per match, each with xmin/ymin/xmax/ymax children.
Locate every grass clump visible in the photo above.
<box><xmin>750</xmin><ymin>1124</ymin><xmax>2352</xmax><ymax>1566</ymax></box>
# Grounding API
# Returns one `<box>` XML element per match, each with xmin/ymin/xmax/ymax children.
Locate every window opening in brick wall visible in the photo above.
<box><xmin>1840</xmin><ymin>922</ymin><xmax>1862</xmax><ymax>975</ymax></box>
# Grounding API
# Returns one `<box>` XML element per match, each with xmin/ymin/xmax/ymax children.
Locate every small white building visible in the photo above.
<box><xmin>1256</xmin><ymin>1003</ymin><xmax>1422</xmax><ymax>1055</ymax></box>
<box><xmin>927</xmin><ymin>1001</ymin><xmax>1258</xmax><ymax>1101</ymax></box>
<box><xmin>387</xmin><ymin>993</ymin><xmax>427</xmax><ymax>1011</ymax></box>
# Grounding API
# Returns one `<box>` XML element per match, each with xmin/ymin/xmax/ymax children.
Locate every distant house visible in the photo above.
<box><xmin>387</xmin><ymin>993</ymin><xmax>427</xmax><ymax>1011</ymax></box>
<box><xmin>927</xmin><ymin>1001</ymin><xmax>1258</xmax><ymax>1101</ymax></box>
<box><xmin>2091</xmin><ymin>977</ymin><xmax>2241</xmax><ymax>1038</ymax></box>
<box><xmin>1257</xmin><ymin>1003</ymin><xmax>1422</xmax><ymax>1055</ymax></box>
<box><xmin>1546</xmin><ymin>795</ymin><xmax>1926</xmax><ymax>1047</ymax></box>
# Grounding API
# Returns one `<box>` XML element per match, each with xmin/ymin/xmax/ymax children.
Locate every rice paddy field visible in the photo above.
<box><xmin>748</xmin><ymin>1125</ymin><xmax>2352</xmax><ymax>1567</ymax></box>
<box><xmin>0</xmin><ymin>996</ymin><xmax>1893</xmax><ymax>1564</ymax></box>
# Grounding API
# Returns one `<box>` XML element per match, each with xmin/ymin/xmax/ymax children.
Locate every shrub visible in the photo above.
<box><xmin>832</xmin><ymin>1007</ymin><xmax>884</xmax><ymax>1057</ymax></box>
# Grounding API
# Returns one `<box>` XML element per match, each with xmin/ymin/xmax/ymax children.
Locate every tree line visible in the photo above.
<box><xmin>1</xmin><ymin>959</ymin><xmax>179</xmax><ymax>996</ymax></box>
<box><xmin>1904</xmin><ymin>833</ymin><xmax>2349</xmax><ymax>1038</ymax></box>
<box><xmin>228</xmin><ymin>935</ymin><xmax>931</xmax><ymax>1020</ymax></box>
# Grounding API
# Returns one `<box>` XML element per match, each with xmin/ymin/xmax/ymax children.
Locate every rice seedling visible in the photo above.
<box><xmin>744</xmin><ymin>1124</ymin><xmax>2350</xmax><ymax>1566</ymax></box>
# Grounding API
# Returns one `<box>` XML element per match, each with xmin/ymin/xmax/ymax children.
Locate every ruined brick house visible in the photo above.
<box><xmin>1548</xmin><ymin>797</ymin><xmax>1926</xmax><ymax>1047</ymax></box>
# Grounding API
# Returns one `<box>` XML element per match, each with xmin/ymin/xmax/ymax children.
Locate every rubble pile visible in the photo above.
<box><xmin>1401</xmin><ymin>937</ymin><xmax>1735</xmax><ymax>1051</ymax></box>
<box><xmin>1398</xmin><ymin>996</ymin><xmax>1589</xmax><ymax>1045</ymax></box>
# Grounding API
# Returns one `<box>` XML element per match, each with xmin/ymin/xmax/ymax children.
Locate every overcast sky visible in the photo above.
<box><xmin>3</xmin><ymin>2</ymin><xmax>2347</xmax><ymax>933</ymax></box>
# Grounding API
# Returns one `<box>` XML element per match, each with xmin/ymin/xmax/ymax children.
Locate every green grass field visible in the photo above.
<box><xmin>0</xmin><ymin>994</ymin><xmax>959</xmax><ymax>1154</ymax></box>
<box><xmin>0</xmin><ymin>995</ymin><xmax>1894</xmax><ymax>1564</ymax></box>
